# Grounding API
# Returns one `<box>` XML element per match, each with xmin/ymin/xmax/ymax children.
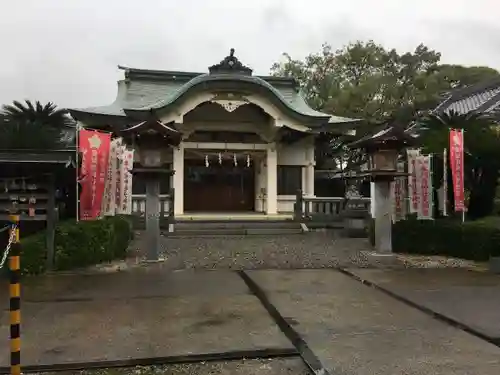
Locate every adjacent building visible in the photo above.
<box><xmin>433</xmin><ymin>78</ymin><xmax>500</xmax><ymax>119</ymax></box>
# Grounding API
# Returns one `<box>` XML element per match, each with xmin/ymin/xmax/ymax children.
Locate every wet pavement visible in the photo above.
<box><xmin>246</xmin><ymin>269</ymin><xmax>500</xmax><ymax>375</ymax></box>
<box><xmin>0</xmin><ymin>263</ymin><xmax>499</xmax><ymax>373</ymax></box>
<box><xmin>0</xmin><ymin>269</ymin><xmax>292</xmax><ymax>367</ymax></box>
<box><xmin>347</xmin><ymin>268</ymin><xmax>500</xmax><ymax>342</ymax></box>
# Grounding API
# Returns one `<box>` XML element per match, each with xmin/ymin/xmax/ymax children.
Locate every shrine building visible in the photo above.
<box><xmin>69</xmin><ymin>49</ymin><xmax>359</xmax><ymax>216</ymax></box>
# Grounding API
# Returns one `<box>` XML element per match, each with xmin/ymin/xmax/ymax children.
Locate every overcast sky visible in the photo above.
<box><xmin>1</xmin><ymin>0</ymin><xmax>499</xmax><ymax>109</ymax></box>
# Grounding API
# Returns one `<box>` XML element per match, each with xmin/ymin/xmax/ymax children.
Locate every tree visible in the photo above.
<box><xmin>418</xmin><ymin>110</ymin><xmax>500</xmax><ymax>219</ymax></box>
<box><xmin>0</xmin><ymin>100</ymin><xmax>74</xmax><ymax>150</ymax></box>
<box><xmin>271</xmin><ymin>41</ymin><xmax>500</xmax><ymax>169</ymax></box>
<box><xmin>271</xmin><ymin>41</ymin><xmax>444</xmax><ymax>121</ymax></box>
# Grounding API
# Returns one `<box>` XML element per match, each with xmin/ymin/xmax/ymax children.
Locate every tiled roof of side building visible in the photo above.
<box><xmin>434</xmin><ymin>78</ymin><xmax>500</xmax><ymax>116</ymax></box>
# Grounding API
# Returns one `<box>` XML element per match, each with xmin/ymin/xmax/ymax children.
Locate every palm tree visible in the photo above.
<box><xmin>0</xmin><ymin>100</ymin><xmax>75</xmax><ymax>149</ymax></box>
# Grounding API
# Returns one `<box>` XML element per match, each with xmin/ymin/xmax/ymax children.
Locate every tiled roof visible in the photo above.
<box><xmin>69</xmin><ymin>51</ymin><xmax>359</xmax><ymax>128</ymax></box>
<box><xmin>434</xmin><ymin>78</ymin><xmax>500</xmax><ymax>116</ymax></box>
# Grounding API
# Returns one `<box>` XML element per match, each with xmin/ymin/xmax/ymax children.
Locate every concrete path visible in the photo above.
<box><xmin>246</xmin><ymin>269</ymin><xmax>500</xmax><ymax>375</ymax></box>
<box><xmin>347</xmin><ymin>268</ymin><xmax>500</xmax><ymax>343</ymax></box>
<box><xmin>2</xmin><ymin>265</ymin><xmax>500</xmax><ymax>373</ymax></box>
<box><xmin>0</xmin><ymin>269</ymin><xmax>292</xmax><ymax>367</ymax></box>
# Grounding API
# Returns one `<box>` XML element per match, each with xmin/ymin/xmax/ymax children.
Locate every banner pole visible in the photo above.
<box><xmin>461</xmin><ymin>128</ymin><xmax>465</xmax><ymax>223</ymax></box>
<box><xmin>429</xmin><ymin>154</ymin><xmax>434</xmax><ymax>220</ymax></box>
<box><xmin>75</xmin><ymin>123</ymin><xmax>80</xmax><ymax>223</ymax></box>
<box><xmin>443</xmin><ymin>148</ymin><xmax>448</xmax><ymax>217</ymax></box>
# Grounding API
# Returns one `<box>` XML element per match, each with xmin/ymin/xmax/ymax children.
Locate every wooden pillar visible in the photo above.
<box><xmin>266</xmin><ymin>145</ymin><xmax>277</xmax><ymax>214</ymax></box>
<box><xmin>172</xmin><ymin>145</ymin><xmax>184</xmax><ymax>215</ymax></box>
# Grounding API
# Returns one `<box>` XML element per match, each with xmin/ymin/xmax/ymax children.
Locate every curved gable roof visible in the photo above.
<box><xmin>69</xmin><ymin>49</ymin><xmax>359</xmax><ymax>128</ymax></box>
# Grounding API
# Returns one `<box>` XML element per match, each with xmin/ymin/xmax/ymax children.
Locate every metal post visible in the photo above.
<box><xmin>9</xmin><ymin>214</ymin><xmax>21</xmax><ymax>375</ymax></box>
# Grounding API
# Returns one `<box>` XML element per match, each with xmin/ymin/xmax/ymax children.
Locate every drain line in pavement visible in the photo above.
<box><xmin>337</xmin><ymin>268</ymin><xmax>500</xmax><ymax>348</ymax></box>
<box><xmin>238</xmin><ymin>271</ymin><xmax>332</xmax><ymax>375</ymax></box>
<box><xmin>0</xmin><ymin>348</ymin><xmax>299</xmax><ymax>374</ymax></box>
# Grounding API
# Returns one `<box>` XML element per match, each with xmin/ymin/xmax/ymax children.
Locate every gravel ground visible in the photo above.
<box><xmin>35</xmin><ymin>358</ymin><xmax>310</xmax><ymax>375</ymax></box>
<box><xmin>111</xmin><ymin>231</ymin><xmax>490</xmax><ymax>273</ymax></box>
<box><xmin>397</xmin><ymin>253</ymin><xmax>489</xmax><ymax>270</ymax></box>
<box><xmin>135</xmin><ymin>231</ymin><xmax>376</xmax><ymax>270</ymax></box>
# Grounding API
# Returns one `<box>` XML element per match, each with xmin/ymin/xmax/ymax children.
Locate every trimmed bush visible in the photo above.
<box><xmin>19</xmin><ymin>215</ymin><xmax>132</xmax><ymax>275</ymax></box>
<box><xmin>392</xmin><ymin>217</ymin><xmax>500</xmax><ymax>261</ymax></box>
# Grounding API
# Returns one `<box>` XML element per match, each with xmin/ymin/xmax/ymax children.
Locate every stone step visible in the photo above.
<box><xmin>168</xmin><ymin>223</ymin><xmax>304</xmax><ymax>237</ymax></box>
<box><xmin>174</xmin><ymin>220</ymin><xmax>299</xmax><ymax>230</ymax></box>
<box><xmin>166</xmin><ymin>228</ymin><xmax>304</xmax><ymax>238</ymax></box>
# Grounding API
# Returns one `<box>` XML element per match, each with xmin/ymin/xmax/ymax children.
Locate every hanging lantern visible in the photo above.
<box><xmin>205</xmin><ymin>155</ymin><xmax>209</xmax><ymax>167</ymax></box>
<box><xmin>233</xmin><ymin>153</ymin><xmax>238</xmax><ymax>166</ymax></box>
<box><xmin>218</xmin><ymin>152</ymin><xmax>222</xmax><ymax>165</ymax></box>
<box><xmin>246</xmin><ymin>154</ymin><xmax>251</xmax><ymax>167</ymax></box>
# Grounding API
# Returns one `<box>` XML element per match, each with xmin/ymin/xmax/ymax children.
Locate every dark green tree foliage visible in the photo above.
<box><xmin>272</xmin><ymin>41</ymin><xmax>499</xmax><ymax>122</ymax></box>
<box><xmin>419</xmin><ymin>111</ymin><xmax>500</xmax><ymax>219</ymax></box>
<box><xmin>271</xmin><ymin>41</ymin><xmax>500</xmax><ymax>169</ymax></box>
<box><xmin>0</xmin><ymin>100</ymin><xmax>74</xmax><ymax>150</ymax></box>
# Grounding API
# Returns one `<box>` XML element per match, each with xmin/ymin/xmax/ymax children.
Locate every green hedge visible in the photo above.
<box><xmin>392</xmin><ymin>217</ymin><xmax>500</xmax><ymax>261</ymax></box>
<box><xmin>20</xmin><ymin>215</ymin><xmax>132</xmax><ymax>275</ymax></box>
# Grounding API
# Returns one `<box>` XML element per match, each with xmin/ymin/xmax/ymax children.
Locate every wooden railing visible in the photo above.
<box><xmin>294</xmin><ymin>190</ymin><xmax>371</xmax><ymax>224</ymax></box>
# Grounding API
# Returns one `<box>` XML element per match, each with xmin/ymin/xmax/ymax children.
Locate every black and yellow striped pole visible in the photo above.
<box><xmin>9</xmin><ymin>215</ymin><xmax>21</xmax><ymax>375</ymax></box>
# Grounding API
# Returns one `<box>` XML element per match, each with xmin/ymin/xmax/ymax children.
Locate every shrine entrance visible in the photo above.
<box><xmin>184</xmin><ymin>158</ymin><xmax>255</xmax><ymax>212</ymax></box>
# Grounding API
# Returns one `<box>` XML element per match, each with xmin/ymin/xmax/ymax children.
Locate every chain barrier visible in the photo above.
<box><xmin>0</xmin><ymin>224</ymin><xmax>17</xmax><ymax>269</ymax></box>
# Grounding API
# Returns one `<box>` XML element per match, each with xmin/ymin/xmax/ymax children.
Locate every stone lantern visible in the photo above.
<box><xmin>121</xmin><ymin>115</ymin><xmax>181</xmax><ymax>261</ymax></box>
<box><xmin>348</xmin><ymin>123</ymin><xmax>415</xmax><ymax>260</ymax></box>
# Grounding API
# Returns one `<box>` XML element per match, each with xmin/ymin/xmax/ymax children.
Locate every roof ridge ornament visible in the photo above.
<box><xmin>208</xmin><ymin>48</ymin><xmax>253</xmax><ymax>76</ymax></box>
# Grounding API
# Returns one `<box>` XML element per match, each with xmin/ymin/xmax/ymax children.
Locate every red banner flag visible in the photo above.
<box><xmin>78</xmin><ymin>129</ymin><xmax>112</xmax><ymax>220</ymax></box>
<box><xmin>449</xmin><ymin>129</ymin><xmax>465</xmax><ymax>212</ymax></box>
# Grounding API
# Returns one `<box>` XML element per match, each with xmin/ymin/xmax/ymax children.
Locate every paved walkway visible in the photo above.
<box><xmin>0</xmin><ymin>269</ymin><xmax>292</xmax><ymax>367</ymax></box>
<box><xmin>247</xmin><ymin>269</ymin><xmax>500</xmax><ymax>374</ymax></box>
<box><xmin>347</xmin><ymin>268</ymin><xmax>500</xmax><ymax>343</ymax></box>
<box><xmin>1</xmin><ymin>261</ymin><xmax>499</xmax><ymax>373</ymax></box>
